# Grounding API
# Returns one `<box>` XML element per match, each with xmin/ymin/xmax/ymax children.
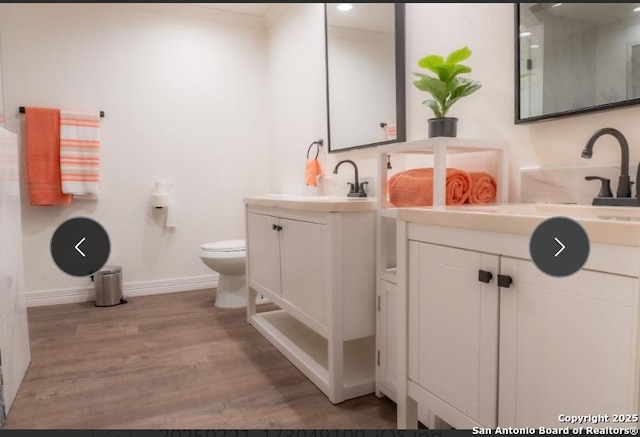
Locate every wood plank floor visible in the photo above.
<box><xmin>3</xmin><ymin>289</ymin><xmax>397</xmax><ymax>429</ymax></box>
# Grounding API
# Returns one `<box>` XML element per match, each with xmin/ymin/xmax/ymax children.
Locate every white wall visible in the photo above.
<box><xmin>268</xmin><ymin>3</ymin><xmax>640</xmax><ymax>203</ymax></box>
<box><xmin>266</xmin><ymin>3</ymin><xmax>327</xmax><ymax>195</ymax></box>
<box><xmin>0</xmin><ymin>3</ymin><xmax>270</xmax><ymax>299</ymax></box>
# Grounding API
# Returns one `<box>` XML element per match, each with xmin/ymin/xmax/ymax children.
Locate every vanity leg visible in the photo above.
<box><xmin>398</xmin><ymin>394</ymin><xmax>418</xmax><ymax>429</ymax></box>
<box><xmin>247</xmin><ymin>286</ymin><xmax>257</xmax><ymax>324</ymax></box>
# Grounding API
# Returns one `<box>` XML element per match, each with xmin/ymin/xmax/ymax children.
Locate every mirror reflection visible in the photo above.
<box><xmin>325</xmin><ymin>3</ymin><xmax>404</xmax><ymax>152</ymax></box>
<box><xmin>517</xmin><ymin>3</ymin><xmax>640</xmax><ymax>122</ymax></box>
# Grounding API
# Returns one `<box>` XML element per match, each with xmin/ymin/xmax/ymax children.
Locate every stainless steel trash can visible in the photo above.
<box><xmin>93</xmin><ymin>265</ymin><xmax>126</xmax><ymax>307</ymax></box>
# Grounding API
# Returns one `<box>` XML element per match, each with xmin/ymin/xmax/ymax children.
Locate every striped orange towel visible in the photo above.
<box><xmin>59</xmin><ymin>110</ymin><xmax>101</xmax><ymax>196</ymax></box>
<box><xmin>384</xmin><ymin>125</ymin><xmax>397</xmax><ymax>141</ymax></box>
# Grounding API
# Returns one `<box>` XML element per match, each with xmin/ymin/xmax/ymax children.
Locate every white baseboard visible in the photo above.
<box><xmin>25</xmin><ymin>274</ymin><xmax>219</xmax><ymax>308</ymax></box>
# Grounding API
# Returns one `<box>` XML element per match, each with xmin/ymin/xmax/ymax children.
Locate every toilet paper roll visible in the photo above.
<box><xmin>155</xmin><ymin>181</ymin><xmax>171</xmax><ymax>193</ymax></box>
<box><xmin>166</xmin><ymin>198</ymin><xmax>177</xmax><ymax>228</ymax></box>
<box><xmin>151</xmin><ymin>192</ymin><xmax>170</xmax><ymax>208</ymax></box>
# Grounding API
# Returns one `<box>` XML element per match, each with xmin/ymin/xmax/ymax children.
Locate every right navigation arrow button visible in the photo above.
<box><xmin>554</xmin><ymin>237</ymin><xmax>565</xmax><ymax>257</ymax></box>
<box><xmin>529</xmin><ymin>217</ymin><xmax>590</xmax><ymax>277</ymax></box>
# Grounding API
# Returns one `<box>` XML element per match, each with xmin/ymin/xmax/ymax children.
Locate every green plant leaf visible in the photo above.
<box><xmin>447</xmin><ymin>63</ymin><xmax>472</xmax><ymax>79</ymax></box>
<box><xmin>457</xmin><ymin>79</ymin><xmax>482</xmax><ymax>98</ymax></box>
<box><xmin>413</xmin><ymin>74</ymin><xmax>447</xmax><ymax>104</ymax></box>
<box><xmin>430</xmin><ymin>65</ymin><xmax>451</xmax><ymax>83</ymax></box>
<box><xmin>446</xmin><ymin>46</ymin><xmax>472</xmax><ymax>64</ymax></box>
<box><xmin>436</xmin><ymin>64</ymin><xmax>471</xmax><ymax>85</ymax></box>
<box><xmin>422</xmin><ymin>99</ymin><xmax>443</xmax><ymax>118</ymax></box>
<box><xmin>444</xmin><ymin>79</ymin><xmax>482</xmax><ymax>113</ymax></box>
<box><xmin>417</xmin><ymin>55</ymin><xmax>444</xmax><ymax>74</ymax></box>
<box><xmin>414</xmin><ymin>46</ymin><xmax>479</xmax><ymax>118</ymax></box>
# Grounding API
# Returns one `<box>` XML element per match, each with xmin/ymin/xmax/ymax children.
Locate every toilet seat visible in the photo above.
<box><xmin>201</xmin><ymin>239</ymin><xmax>245</xmax><ymax>253</ymax></box>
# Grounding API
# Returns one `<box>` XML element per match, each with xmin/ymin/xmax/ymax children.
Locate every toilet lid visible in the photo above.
<box><xmin>201</xmin><ymin>239</ymin><xmax>245</xmax><ymax>252</ymax></box>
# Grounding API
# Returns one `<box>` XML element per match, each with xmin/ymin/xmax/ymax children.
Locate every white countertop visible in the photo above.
<box><xmin>396</xmin><ymin>203</ymin><xmax>640</xmax><ymax>247</ymax></box>
<box><xmin>244</xmin><ymin>194</ymin><xmax>377</xmax><ymax>213</ymax></box>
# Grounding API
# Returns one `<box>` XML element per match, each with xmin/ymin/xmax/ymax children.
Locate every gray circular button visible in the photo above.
<box><xmin>529</xmin><ymin>217</ymin><xmax>590</xmax><ymax>277</ymax></box>
<box><xmin>50</xmin><ymin>217</ymin><xmax>110</xmax><ymax>277</ymax></box>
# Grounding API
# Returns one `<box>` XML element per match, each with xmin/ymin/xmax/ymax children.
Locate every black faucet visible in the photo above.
<box><xmin>333</xmin><ymin>159</ymin><xmax>367</xmax><ymax>198</ymax></box>
<box><xmin>582</xmin><ymin>127</ymin><xmax>639</xmax><ymax>206</ymax></box>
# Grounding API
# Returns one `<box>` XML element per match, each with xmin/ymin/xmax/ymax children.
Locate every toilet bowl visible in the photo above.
<box><xmin>199</xmin><ymin>239</ymin><xmax>248</xmax><ymax>308</ymax></box>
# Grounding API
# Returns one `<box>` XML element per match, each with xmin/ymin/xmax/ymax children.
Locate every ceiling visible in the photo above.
<box><xmin>523</xmin><ymin>3</ymin><xmax>640</xmax><ymax>27</ymax></box>
<box><xmin>326</xmin><ymin>3</ymin><xmax>394</xmax><ymax>34</ymax></box>
<box><xmin>188</xmin><ymin>3</ymin><xmax>274</xmax><ymax>17</ymax></box>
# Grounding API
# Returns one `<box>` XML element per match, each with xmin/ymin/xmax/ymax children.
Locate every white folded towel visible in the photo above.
<box><xmin>59</xmin><ymin>110</ymin><xmax>101</xmax><ymax>196</ymax></box>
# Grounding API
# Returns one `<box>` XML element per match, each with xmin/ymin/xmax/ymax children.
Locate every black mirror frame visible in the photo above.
<box><xmin>514</xmin><ymin>3</ymin><xmax>640</xmax><ymax>125</ymax></box>
<box><xmin>325</xmin><ymin>3</ymin><xmax>406</xmax><ymax>153</ymax></box>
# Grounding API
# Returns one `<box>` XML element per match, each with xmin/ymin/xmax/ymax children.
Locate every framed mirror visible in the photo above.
<box><xmin>325</xmin><ymin>3</ymin><xmax>406</xmax><ymax>152</ymax></box>
<box><xmin>516</xmin><ymin>3</ymin><xmax>640</xmax><ymax>124</ymax></box>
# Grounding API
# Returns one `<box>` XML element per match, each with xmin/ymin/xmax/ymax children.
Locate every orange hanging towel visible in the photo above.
<box><xmin>305</xmin><ymin>158</ymin><xmax>323</xmax><ymax>187</ymax></box>
<box><xmin>25</xmin><ymin>107</ymin><xmax>72</xmax><ymax>206</ymax></box>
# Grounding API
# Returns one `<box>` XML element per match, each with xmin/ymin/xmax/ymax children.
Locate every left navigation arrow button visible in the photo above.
<box><xmin>75</xmin><ymin>237</ymin><xmax>86</xmax><ymax>257</ymax></box>
<box><xmin>51</xmin><ymin>217</ymin><xmax>110</xmax><ymax>277</ymax></box>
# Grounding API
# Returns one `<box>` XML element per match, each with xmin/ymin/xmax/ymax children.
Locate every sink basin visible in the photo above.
<box><xmin>459</xmin><ymin>203</ymin><xmax>640</xmax><ymax>221</ymax></box>
<box><xmin>245</xmin><ymin>194</ymin><xmax>377</xmax><ymax>213</ymax></box>
<box><xmin>263</xmin><ymin>194</ymin><xmax>373</xmax><ymax>202</ymax></box>
<box><xmin>397</xmin><ymin>202</ymin><xmax>640</xmax><ymax>247</ymax></box>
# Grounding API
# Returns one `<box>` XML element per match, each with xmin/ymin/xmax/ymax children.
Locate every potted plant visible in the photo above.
<box><xmin>413</xmin><ymin>46</ymin><xmax>481</xmax><ymax>138</ymax></box>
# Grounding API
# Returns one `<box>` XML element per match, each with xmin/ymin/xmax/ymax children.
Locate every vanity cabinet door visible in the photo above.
<box><xmin>408</xmin><ymin>241</ymin><xmax>499</xmax><ymax>427</ymax></box>
<box><xmin>377</xmin><ymin>279</ymin><xmax>399</xmax><ymax>401</ymax></box>
<box><xmin>247</xmin><ymin>212</ymin><xmax>282</xmax><ymax>297</ymax></box>
<box><xmin>499</xmin><ymin>257</ymin><xmax>638</xmax><ymax>428</ymax></box>
<box><xmin>279</xmin><ymin>218</ymin><xmax>326</xmax><ymax>325</ymax></box>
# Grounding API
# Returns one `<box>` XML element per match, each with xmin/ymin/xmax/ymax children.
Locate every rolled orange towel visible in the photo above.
<box><xmin>468</xmin><ymin>171</ymin><xmax>497</xmax><ymax>204</ymax></box>
<box><xmin>305</xmin><ymin>158</ymin><xmax>322</xmax><ymax>187</ymax></box>
<box><xmin>388</xmin><ymin>167</ymin><xmax>471</xmax><ymax>207</ymax></box>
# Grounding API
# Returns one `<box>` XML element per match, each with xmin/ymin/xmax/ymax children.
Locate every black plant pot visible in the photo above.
<box><xmin>428</xmin><ymin>117</ymin><xmax>458</xmax><ymax>138</ymax></box>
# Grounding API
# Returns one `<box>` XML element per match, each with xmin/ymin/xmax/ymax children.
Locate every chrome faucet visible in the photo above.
<box><xmin>582</xmin><ymin>127</ymin><xmax>639</xmax><ymax>206</ymax></box>
<box><xmin>333</xmin><ymin>159</ymin><xmax>367</xmax><ymax>198</ymax></box>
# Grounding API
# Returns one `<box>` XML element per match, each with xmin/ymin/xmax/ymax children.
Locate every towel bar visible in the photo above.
<box><xmin>306</xmin><ymin>139</ymin><xmax>323</xmax><ymax>159</ymax></box>
<box><xmin>19</xmin><ymin>107</ymin><xmax>105</xmax><ymax>118</ymax></box>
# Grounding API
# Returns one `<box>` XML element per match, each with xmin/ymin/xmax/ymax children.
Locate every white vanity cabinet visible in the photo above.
<box><xmin>247</xmin><ymin>211</ymin><xmax>326</xmax><ymax>326</ymax></box>
<box><xmin>397</xmin><ymin>210</ymin><xmax>640</xmax><ymax>430</ymax></box>
<box><xmin>244</xmin><ymin>198</ymin><xmax>377</xmax><ymax>404</ymax></box>
<box><xmin>374</xmin><ymin>138</ymin><xmax>507</xmax><ymax>404</ymax></box>
<box><xmin>376</xmin><ymin>279</ymin><xmax>399</xmax><ymax>401</ymax></box>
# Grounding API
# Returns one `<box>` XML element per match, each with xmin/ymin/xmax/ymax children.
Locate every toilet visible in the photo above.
<box><xmin>199</xmin><ymin>239</ymin><xmax>248</xmax><ymax>308</ymax></box>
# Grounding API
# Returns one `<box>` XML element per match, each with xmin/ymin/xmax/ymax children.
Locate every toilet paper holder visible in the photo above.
<box><xmin>150</xmin><ymin>181</ymin><xmax>171</xmax><ymax>208</ymax></box>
